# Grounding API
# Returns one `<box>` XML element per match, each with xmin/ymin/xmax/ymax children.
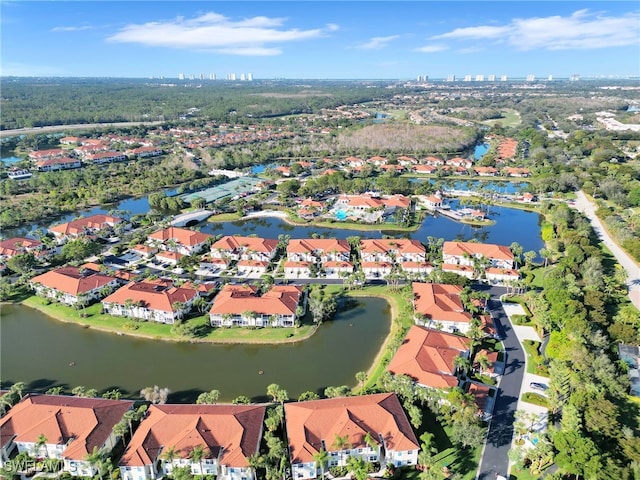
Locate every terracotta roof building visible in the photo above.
<box><xmin>102</xmin><ymin>279</ymin><xmax>198</xmax><ymax>324</ymax></box>
<box><xmin>210</xmin><ymin>236</ymin><xmax>278</xmax><ymax>262</ymax></box>
<box><xmin>0</xmin><ymin>237</ymin><xmax>47</xmax><ymax>260</ymax></box>
<box><xmin>0</xmin><ymin>394</ymin><xmax>133</xmax><ymax>476</ymax></box>
<box><xmin>147</xmin><ymin>227</ymin><xmax>213</xmax><ymax>255</ymax></box>
<box><xmin>359</xmin><ymin>239</ymin><xmax>426</xmax><ymax>265</ymax></box>
<box><xmin>119</xmin><ymin>404</ymin><xmax>266</xmax><ymax>480</ymax></box>
<box><xmin>210</xmin><ymin>285</ymin><xmax>303</xmax><ymax>328</ymax></box>
<box><xmin>287</xmin><ymin>239</ymin><xmax>350</xmax><ymax>264</ymax></box>
<box><xmin>30</xmin><ymin>266</ymin><xmax>118</xmax><ymax>305</ymax></box>
<box><xmin>442</xmin><ymin>241</ymin><xmax>515</xmax><ymax>270</ymax></box>
<box><xmin>412</xmin><ymin>282</ymin><xmax>474</xmax><ymax>333</ymax></box>
<box><xmin>387</xmin><ymin>325</ymin><xmax>470</xmax><ymax>389</ymax></box>
<box><xmin>49</xmin><ymin>214</ymin><xmax>123</xmax><ymax>241</ymax></box>
<box><xmin>284</xmin><ymin>393</ymin><xmax>419</xmax><ymax>480</ymax></box>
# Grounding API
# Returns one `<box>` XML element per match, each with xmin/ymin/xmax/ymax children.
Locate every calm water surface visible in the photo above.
<box><xmin>1</xmin><ymin>298</ymin><xmax>390</xmax><ymax>402</ymax></box>
<box><xmin>2</xmin><ymin>179</ymin><xmax>544</xmax><ymax>399</ymax></box>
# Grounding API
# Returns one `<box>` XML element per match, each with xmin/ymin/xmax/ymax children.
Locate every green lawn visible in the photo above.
<box><xmin>22</xmin><ymin>296</ymin><xmax>316</xmax><ymax>344</ymax></box>
<box><xmin>482</xmin><ymin>109</ymin><xmax>522</xmax><ymax>127</ymax></box>
<box><xmin>403</xmin><ymin>409</ymin><xmax>483</xmax><ymax>480</ymax></box>
<box><xmin>522</xmin><ymin>392</ymin><xmax>549</xmax><ymax>407</ymax></box>
<box><xmin>522</xmin><ymin>340</ymin><xmax>548</xmax><ymax>376</ymax></box>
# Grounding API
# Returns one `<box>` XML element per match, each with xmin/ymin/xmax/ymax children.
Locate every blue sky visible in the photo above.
<box><xmin>1</xmin><ymin>1</ymin><xmax>639</xmax><ymax>79</ymax></box>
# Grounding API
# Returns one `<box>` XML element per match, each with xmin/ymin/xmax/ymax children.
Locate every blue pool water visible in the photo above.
<box><xmin>474</xmin><ymin>143</ymin><xmax>490</xmax><ymax>160</ymax></box>
<box><xmin>335</xmin><ymin>209</ymin><xmax>348</xmax><ymax>220</ymax></box>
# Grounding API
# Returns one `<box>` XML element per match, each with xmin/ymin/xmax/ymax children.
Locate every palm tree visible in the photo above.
<box><xmin>161</xmin><ymin>445</ymin><xmax>177</xmax><ymax>475</ymax></box>
<box><xmin>453</xmin><ymin>354</ymin><xmax>472</xmax><ymax>377</ymax></box>
<box><xmin>332</xmin><ymin>433</ymin><xmax>351</xmax><ymax>466</ymax></box>
<box><xmin>112</xmin><ymin>420</ymin><xmax>128</xmax><ymax>447</ymax></box>
<box><xmin>346</xmin><ymin>455</ymin><xmax>368</xmax><ymax>480</ymax></box>
<box><xmin>35</xmin><ymin>433</ymin><xmax>48</xmax><ymax>459</ymax></box>
<box><xmin>84</xmin><ymin>446</ymin><xmax>104</xmax><ymax>480</ymax></box>
<box><xmin>475</xmin><ymin>352</ymin><xmax>492</xmax><ymax>375</ymax></box>
<box><xmin>189</xmin><ymin>445</ymin><xmax>207</xmax><ymax>476</ymax></box>
<box><xmin>312</xmin><ymin>447</ymin><xmax>329</xmax><ymax>479</ymax></box>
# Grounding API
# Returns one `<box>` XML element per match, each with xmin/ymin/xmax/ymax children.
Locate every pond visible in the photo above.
<box><xmin>1</xmin><ymin>298</ymin><xmax>391</xmax><ymax>403</ymax></box>
<box><xmin>202</xmin><ymin>204</ymin><xmax>544</xmax><ymax>255</ymax></box>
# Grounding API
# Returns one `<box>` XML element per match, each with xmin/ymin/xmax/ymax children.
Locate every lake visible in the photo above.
<box><xmin>202</xmin><ymin>204</ymin><xmax>544</xmax><ymax>255</ymax></box>
<box><xmin>1</xmin><ymin>298</ymin><xmax>391</xmax><ymax>403</ymax></box>
<box><xmin>1</xmin><ymin>183</ymin><xmax>544</xmax><ymax>400</ymax></box>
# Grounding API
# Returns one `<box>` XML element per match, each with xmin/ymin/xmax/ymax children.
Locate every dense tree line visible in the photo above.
<box><xmin>519</xmin><ymin>202</ymin><xmax>640</xmax><ymax>478</ymax></box>
<box><xmin>1</xmin><ymin>78</ymin><xmax>395</xmax><ymax>130</ymax></box>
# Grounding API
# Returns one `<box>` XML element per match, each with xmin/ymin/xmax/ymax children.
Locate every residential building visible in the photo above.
<box><xmin>287</xmin><ymin>239</ymin><xmax>350</xmax><ymax>264</ymax></box>
<box><xmin>442</xmin><ymin>241</ymin><xmax>515</xmax><ymax>270</ymax></box>
<box><xmin>359</xmin><ymin>239</ymin><xmax>426</xmax><ymax>265</ymax></box>
<box><xmin>284</xmin><ymin>393</ymin><xmax>419</xmax><ymax>480</ymax></box>
<box><xmin>283</xmin><ymin>261</ymin><xmax>313</xmax><ymax>278</ymax></box>
<box><xmin>102</xmin><ymin>279</ymin><xmax>198</xmax><ymax>324</ymax></box>
<box><xmin>129</xmin><ymin>146</ymin><xmax>164</xmax><ymax>158</ymax></box>
<box><xmin>35</xmin><ymin>157</ymin><xmax>82</xmax><ymax>172</ymax></box>
<box><xmin>147</xmin><ymin>227</ymin><xmax>213</xmax><ymax>255</ymax></box>
<box><xmin>30</xmin><ymin>266</ymin><xmax>118</xmax><ymax>305</ymax></box>
<box><xmin>387</xmin><ymin>325</ymin><xmax>471</xmax><ymax>389</ymax></box>
<box><xmin>49</xmin><ymin>214</ymin><xmax>123</xmax><ymax>242</ymax></box>
<box><xmin>84</xmin><ymin>151</ymin><xmax>127</xmax><ymax>164</ymax></box>
<box><xmin>0</xmin><ymin>237</ymin><xmax>48</xmax><ymax>260</ymax></box>
<box><xmin>119</xmin><ymin>404</ymin><xmax>265</xmax><ymax>480</ymax></box>
<box><xmin>0</xmin><ymin>394</ymin><xmax>133</xmax><ymax>476</ymax></box>
<box><xmin>28</xmin><ymin>149</ymin><xmax>67</xmax><ymax>160</ymax></box>
<box><xmin>209</xmin><ymin>285</ymin><xmax>303</xmax><ymax>328</ymax></box>
<box><xmin>412</xmin><ymin>283</ymin><xmax>473</xmax><ymax>333</ymax></box>
<box><xmin>210</xmin><ymin>236</ymin><xmax>278</xmax><ymax>262</ymax></box>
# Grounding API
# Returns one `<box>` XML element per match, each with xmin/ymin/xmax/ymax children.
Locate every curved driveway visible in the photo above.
<box><xmin>474</xmin><ymin>285</ymin><xmax>525</xmax><ymax>480</ymax></box>
<box><xmin>573</xmin><ymin>191</ymin><xmax>640</xmax><ymax>310</ymax></box>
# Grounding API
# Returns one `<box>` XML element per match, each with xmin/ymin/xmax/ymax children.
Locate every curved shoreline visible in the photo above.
<box><xmin>16</xmin><ymin>290</ymin><xmax>399</xmax><ymax>389</ymax></box>
<box><xmin>19</xmin><ymin>298</ymin><xmax>320</xmax><ymax>345</ymax></box>
<box><xmin>210</xmin><ymin>209</ymin><xmax>423</xmax><ymax>232</ymax></box>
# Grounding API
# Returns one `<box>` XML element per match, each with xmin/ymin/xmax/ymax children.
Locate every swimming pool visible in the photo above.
<box><xmin>335</xmin><ymin>209</ymin><xmax>348</xmax><ymax>221</ymax></box>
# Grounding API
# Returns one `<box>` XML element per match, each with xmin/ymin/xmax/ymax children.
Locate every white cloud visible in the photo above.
<box><xmin>356</xmin><ymin>35</ymin><xmax>400</xmax><ymax>50</ymax></box>
<box><xmin>431</xmin><ymin>9</ymin><xmax>640</xmax><ymax>50</ymax></box>
<box><xmin>52</xmin><ymin>25</ymin><xmax>94</xmax><ymax>32</ymax></box>
<box><xmin>107</xmin><ymin>12</ymin><xmax>336</xmax><ymax>56</ymax></box>
<box><xmin>414</xmin><ymin>44</ymin><xmax>448</xmax><ymax>53</ymax></box>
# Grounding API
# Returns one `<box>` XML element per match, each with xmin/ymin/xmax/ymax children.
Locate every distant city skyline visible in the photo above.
<box><xmin>1</xmin><ymin>1</ymin><xmax>638</xmax><ymax>79</ymax></box>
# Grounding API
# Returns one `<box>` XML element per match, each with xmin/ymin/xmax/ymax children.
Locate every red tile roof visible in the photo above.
<box><xmin>0</xmin><ymin>394</ymin><xmax>132</xmax><ymax>461</ymax></box>
<box><xmin>0</xmin><ymin>237</ymin><xmax>44</xmax><ymax>258</ymax></box>
<box><xmin>287</xmin><ymin>239</ymin><xmax>349</xmax><ymax>255</ymax></box>
<box><xmin>443</xmin><ymin>241</ymin><xmax>514</xmax><ymax>262</ymax></box>
<box><xmin>211</xmin><ymin>236</ymin><xmax>278</xmax><ymax>254</ymax></box>
<box><xmin>360</xmin><ymin>239</ymin><xmax>425</xmax><ymax>256</ymax></box>
<box><xmin>387</xmin><ymin>325</ymin><xmax>470</xmax><ymax>388</ymax></box>
<box><xmin>284</xmin><ymin>393</ymin><xmax>419</xmax><ymax>464</ymax></box>
<box><xmin>412</xmin><ymin>283</ymin><xmax>472</xmax><ymax>324</ymax></box>
<box><xmin>148</xmin><ymin>227</ymin><xmax>213</xmax><ymax>248</ymax></box>
<box><xmin>210</xmin><ymin>285</ymin><xmax>302</xmax><ymax>316</ymax></box>
<box><xmin>119</xmin><ymin>404</ymin><xmax>265</xmax><ymax>468</ymax></box>
<box><xmin>103</xmin><ymin>279</ymin><xmax>198</xmax><ymax>312</ymax></box>
<box><xmin>31</xmin><ymin>266</ymin><xmax>116</xmax><ymax>296</ymax></box>
<box><xmin>49</xmin><ymin>214</ymin><xmax>122</xmax><ymax>236</ymax></box>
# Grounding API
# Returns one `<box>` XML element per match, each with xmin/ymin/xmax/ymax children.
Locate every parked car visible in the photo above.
<box><xmin>530</xmin><ymin>382</ymin><xmax>549</xmax><ymax>392</ymax></box>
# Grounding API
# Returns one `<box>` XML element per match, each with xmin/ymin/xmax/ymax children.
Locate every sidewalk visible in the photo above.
<box><xmin>572</xmin><ymin>191</ymin><xmax>640</xmax><ymax>310</ymax></box>
<box><xmin>500</xmin><ymin>301</ymin><xmax>549</xmax><ymax>472</ymax></box>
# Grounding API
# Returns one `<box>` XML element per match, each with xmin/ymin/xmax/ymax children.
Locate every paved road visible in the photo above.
<box><xmin>474</xmin><ymin>285</ymin><xmax>526</xmax><ymax>480</ymax></box>
<box><xmin>572</xmin><ymin>190</ymin><xmax>640</xmax><ymax>310</ymax></box>
<box><xmin>0</xmin><ymin>120</ymin><xmax>165</xmax><ymax>139</ymax></box>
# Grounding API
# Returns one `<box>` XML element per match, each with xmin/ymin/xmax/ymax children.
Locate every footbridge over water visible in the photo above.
<box><xmin>170</xmin><ymin>210</ymin><xmax>214</xmax><ymax>227</ymax></box>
